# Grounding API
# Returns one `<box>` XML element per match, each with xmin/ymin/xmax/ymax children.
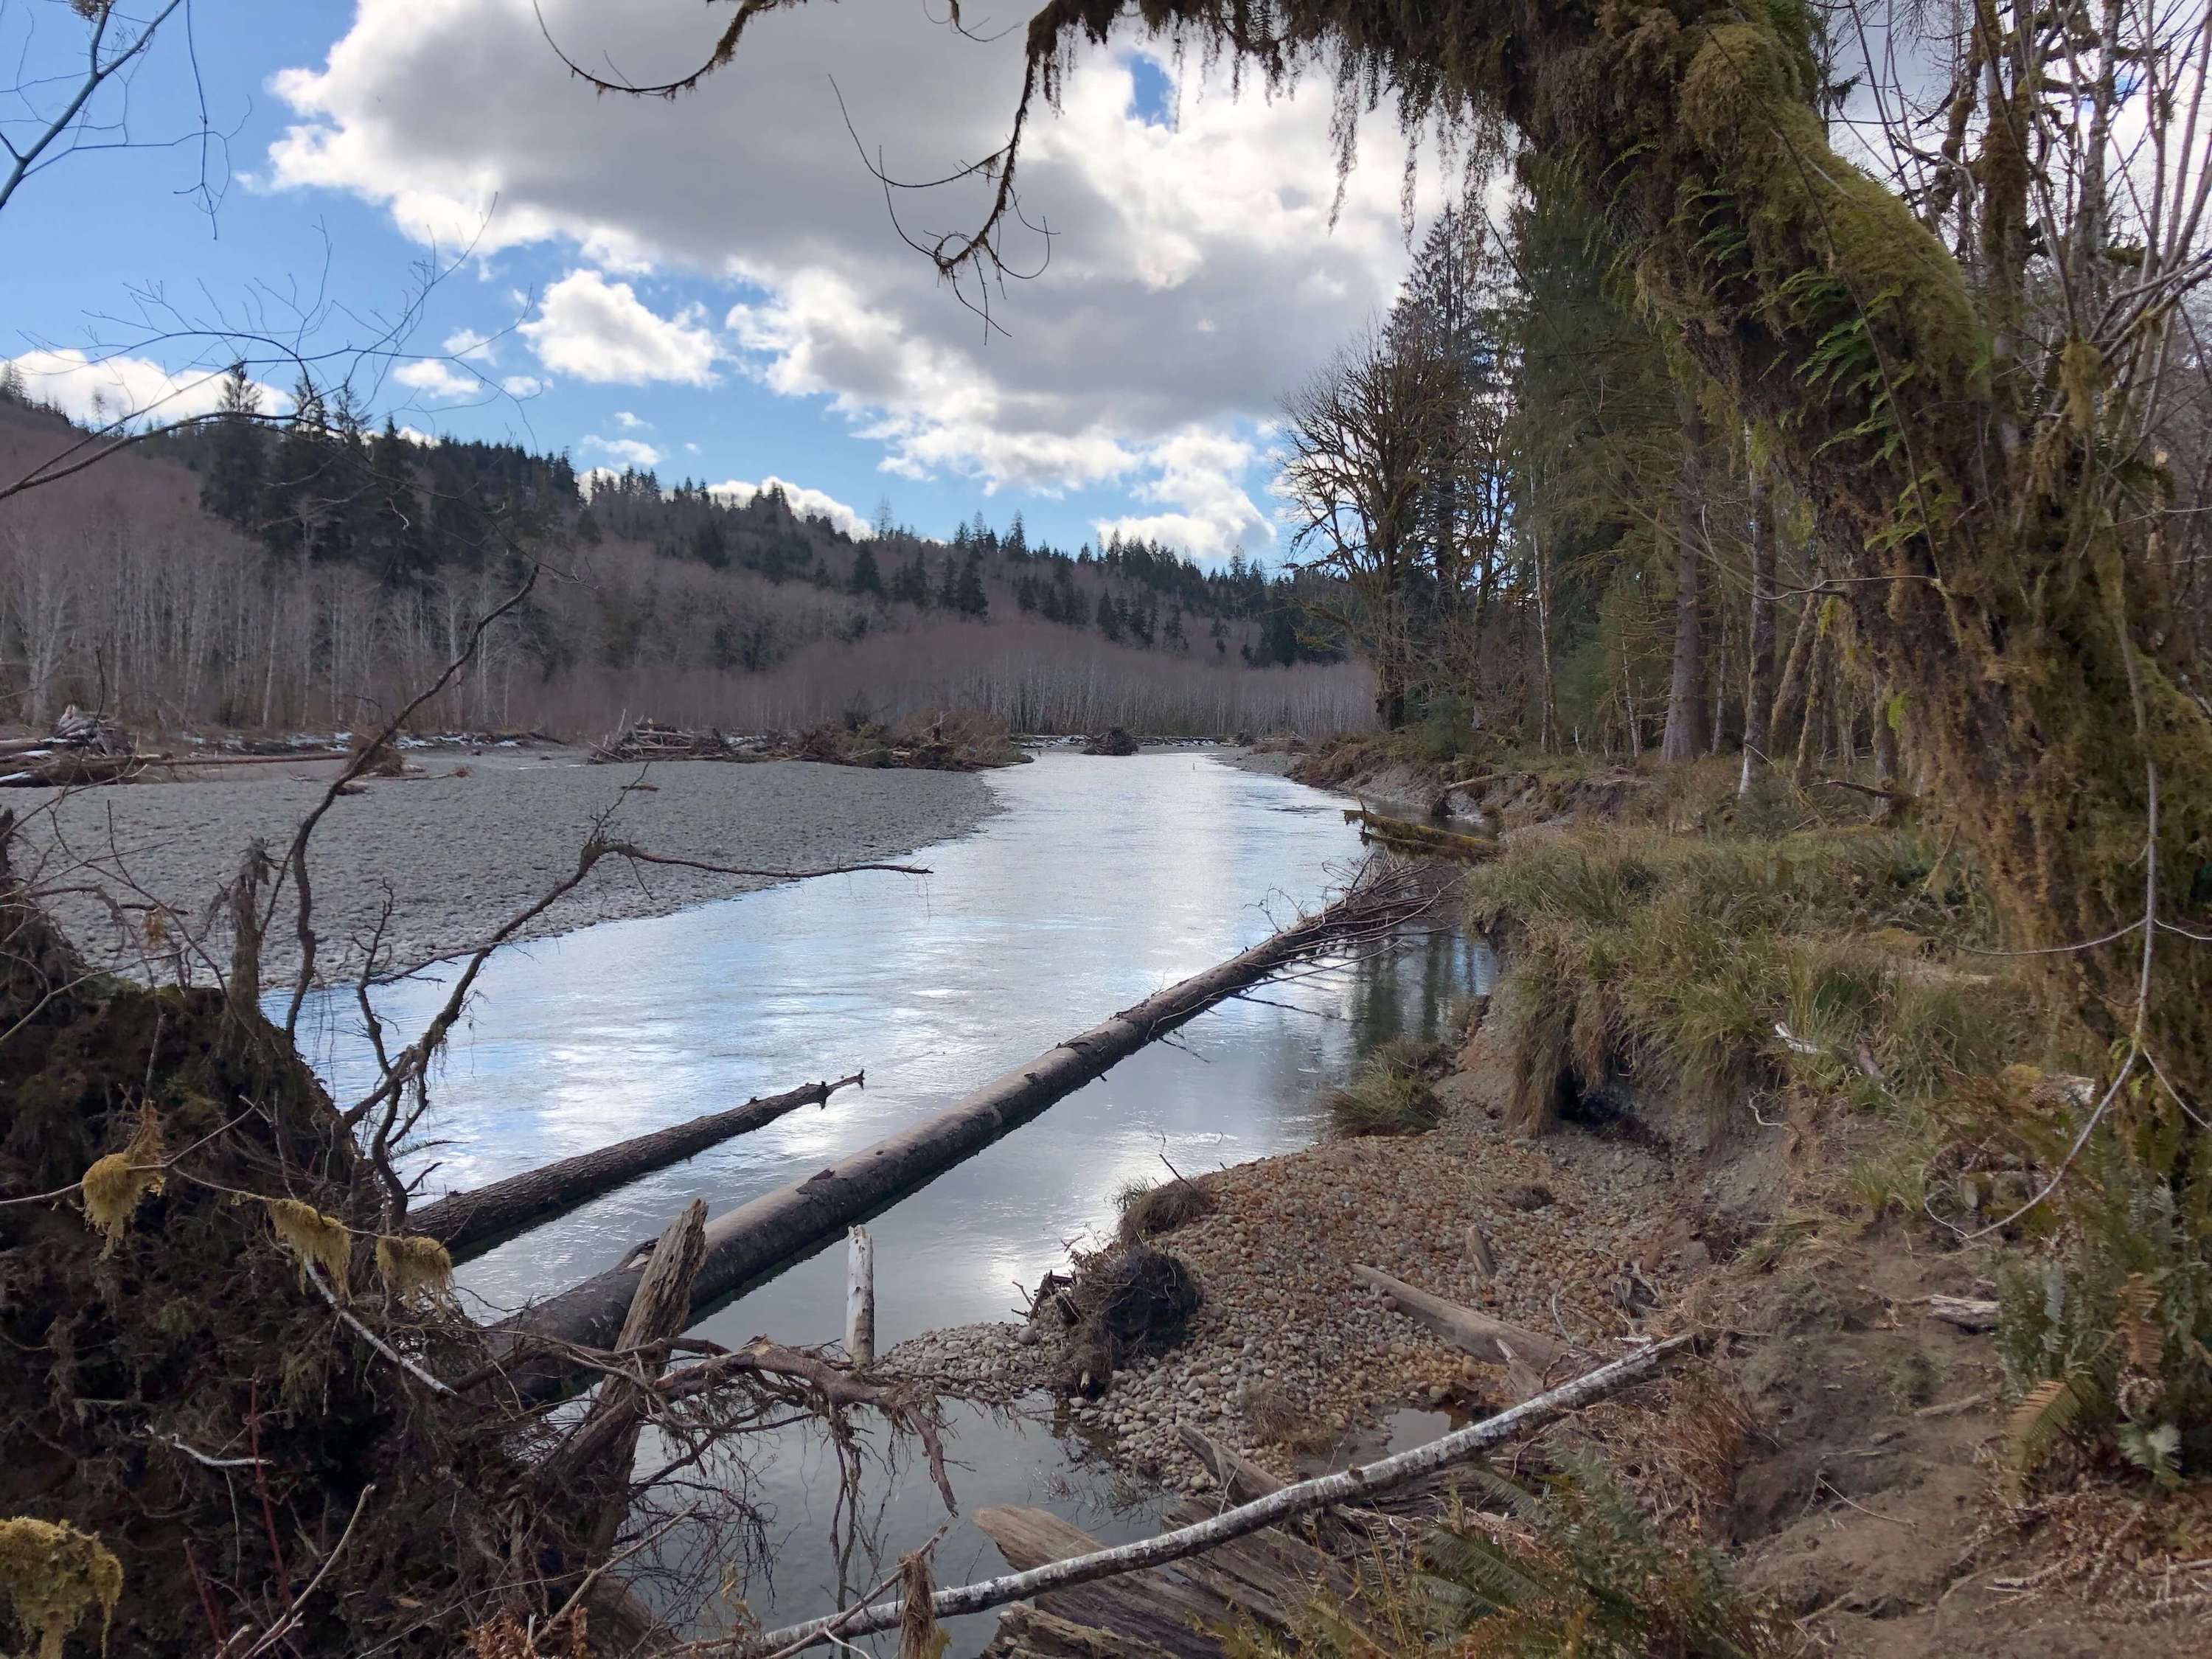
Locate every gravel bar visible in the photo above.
<box><xmin>10</xmin><ymin>751</ymin><xmax>995</xmax><ymax>983</ymax></box>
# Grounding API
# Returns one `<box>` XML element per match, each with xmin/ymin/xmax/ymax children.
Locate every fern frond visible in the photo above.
<box><xmin>2004</xmin><ymin>1372</ymin><xmax>2096</xmax><ymax>1492</ymax></box>
<box><xmin>2118</xmin><ymin>1273</ymin><xmax>2162</xmax><ymax>1372</ymax></box>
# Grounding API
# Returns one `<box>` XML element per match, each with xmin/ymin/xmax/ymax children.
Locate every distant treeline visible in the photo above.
<box><xmin>0</xmin><ymin>377</ymin><xmax>1362</xmax><ymax>737</ymax></box>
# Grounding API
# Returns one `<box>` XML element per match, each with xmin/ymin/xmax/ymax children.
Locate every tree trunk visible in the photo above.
<box><xmin>1792</xmin><ymin>622</ymin><xmax>1834</xmax><ymax>790</ymax></box>
<box><xmin>408</xmin><ymin>1074</ymin><xmax>863</xmax><ymax>1262</ymax></box>
<box><xmin>498</xmin><ymin>876</ymin><xmax>1431</xmax><ymax>1401</ymax></box>
<box><xmin>1660</xmin><ymin>397</ymin><xmax>1708</xmax><ymax>762</ymax></box>
<box><xmin>1739</xmin><ymin>453</ymin><xmax>1776</xmax><ymax>794</ymax></box>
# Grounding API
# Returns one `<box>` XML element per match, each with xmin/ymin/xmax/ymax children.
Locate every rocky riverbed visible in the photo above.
<box><xmin>884</xmin><ymin>1023</ymin><xmax>1761</xmax><ymax>1495</ymax></box>
<box><xmin>9</xmin><ymin>748</ymin><xmax>997</xmax><ymax>981</ymax></box>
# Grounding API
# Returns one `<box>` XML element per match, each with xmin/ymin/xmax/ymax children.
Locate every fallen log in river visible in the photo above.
<box><xmin>409</xmin><ymin>1072</ymin><xmax>864</xmax><ymax>1262</ymax></box>
<box><xmin>495</xmin><ymin>866</ymin><xmax>1439</xmax><ymax>1400</ymax></box>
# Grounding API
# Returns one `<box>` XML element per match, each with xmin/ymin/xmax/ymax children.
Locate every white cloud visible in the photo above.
<box><xmin>266</xmin><ymin>1</ymin><xmax>1447</xmax><ymax>554</ymax></box>
<box><xmin>1093</xmin><ymin>425</ymin><xmax>1268</xmax><ymax>558</ymax></box>
<box><xmin>613</xmin><ymin>409</ymin><xmax>649</xmax><ymax>429</ymax></box>
<box><xmin>501</xmin><ymin>374</ymin><xmax>546</xmax><ymax>397</ymax></box>
<box><xmin>397</xmin><ymin>424</ymin><xmax>443</xmax><ymax>446</ymax></box>
<box><xmin>393</xmin><ymin>356</ymin><xmax>488</xmax><ymax>402</ymax></box>
<box><xmin>707</xmin><ymin>476</ymin><xmax>870</xmax><ymax>539</ymax></box>
<box><xmin>2</xmin><ymin>349</ymin><xmax>289</xmax><ymax>425</ymax></box>
<box><xmin>520</xmin><ymin>270</ymin><xmax>718</xmax><ymax>385</ymax></box>
<box><xmin>443</xmin><ymin>327</ymin><xmax>498</xmax><ymax>361</ymax></box>
<box><xmin>582</xmin><ymin>433</ymin><xmax>661</xmax><ymax>467</ymax></box>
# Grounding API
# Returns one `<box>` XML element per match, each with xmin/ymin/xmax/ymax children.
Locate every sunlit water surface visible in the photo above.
<box><xmin>294</xmin><ymin>752</ymin><xmax>1489</xmax><ymax>1652</ymax></box>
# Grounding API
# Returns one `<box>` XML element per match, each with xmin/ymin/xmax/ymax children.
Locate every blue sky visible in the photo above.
<box><xmin>3</xmin><ymin>0</ymin><xmax>1439</xmax><ymax>560</ymax></box>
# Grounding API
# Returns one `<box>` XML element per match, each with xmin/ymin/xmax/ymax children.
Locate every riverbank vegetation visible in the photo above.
<box><xmin>7</xmin><ymin>0</ymin><xmax>2212</xmax><ymax>1650</ymax></box>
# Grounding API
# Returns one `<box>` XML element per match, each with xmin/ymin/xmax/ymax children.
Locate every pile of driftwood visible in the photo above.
<box><xmin>0</xmin><ymin>706</ymin><xmax>353</xmax><ymax>788</ymax></box>
<box><xmin>0</xmin><ymin>706</ymin><xmax>145</xmax><ymax>787</ymax></box>
<box><xmin>592</xmin><ymin>709</ymin><xmax>1029</xmax><ymax>772</ymax></box>
<box><xmin>588</xmin><ymin>718</ymin><xmax>770</xmax><ymax>764</ymax></box>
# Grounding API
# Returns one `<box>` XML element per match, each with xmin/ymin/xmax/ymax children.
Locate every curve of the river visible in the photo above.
<box><xmin>295</xmin><ymin>750</ymin><xmax>1489</xmax><ymax>1651</ymax></box>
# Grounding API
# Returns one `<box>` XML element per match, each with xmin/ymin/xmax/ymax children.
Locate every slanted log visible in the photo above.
<box><xmin>545</xmin><ymin>1200</ymin><xmax>708</xmax><ymax>1556</ymax></box>
<box><xmin>745</xmin><ymin>1338</ymin><xmax>1691</xmax><ymax>1655</ymax></box>
<box><xmin>411</xmin><ymin>1073</ymin><xmax>862</xmax><ymax>1262</ymax></box>
<box><xmin>1465</xmin><ymin>1223</ymin><xmax>1498</xmax><ymax>1284</ymax></box>
<box><xmin>1352</xmin><ymin>1264</ymin><xmax>1577</xmax><ymax>1382</ymax></box>
<box><xmin>975</xmin><ymin>1509</ymin><xmax>1231</xmax><ymax>1658</ymax></box>
<box><xmin>1175</xmin><ymin>1427</ymin><xmax>1282</xmax><ymax>1506</ymax></box>
<box><xmin>984</xmin><ymin>1604</ymin><xmax>1178</xmax><ymax>1659</ymax></box>
<box><xmin>498</xmin><ymin>877</ymin><xmax>1430</xmax><ymax>1402</ymax></box>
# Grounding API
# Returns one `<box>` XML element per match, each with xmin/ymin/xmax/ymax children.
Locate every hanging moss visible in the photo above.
<box><xmin>374</xmin><ymin>1234</ymin><xmax>455</xmax><ymax>1304</ymax></box>
<box><xmin>0</xmin><ymin>1518</ymin><xmax>122</xmax><ymax>1659</ymax></box>
<box><xmin>265</xmin><ymin>1197</ymin><xmax>353</xmax><ymax>1295</ymax></box>
<box><xmin>77</xmin><ymin>1105</ymin><xmax>164</xmax><ymax>1254</ymax></box>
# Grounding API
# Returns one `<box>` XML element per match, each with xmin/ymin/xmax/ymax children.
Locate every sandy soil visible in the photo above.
<box><xmin>7</xmin><ymin>749</ymin><xmax>995</xmax><ymax>984</ymax></box>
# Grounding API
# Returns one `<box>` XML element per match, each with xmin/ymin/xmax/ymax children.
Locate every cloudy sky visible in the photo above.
<box><xmin>3</xmin><ymin>0</ymin><xmax>1451</xmax><ymax>559</ymax></box>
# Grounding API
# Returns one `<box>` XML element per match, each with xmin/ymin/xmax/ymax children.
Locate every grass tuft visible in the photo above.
<box><xmin>1116</xmin><ymin>1175</ymin><xmax>1213</xmax><ymax>1241</ymax></box>
<box><xmin>1326</xmin><ymin>1039</ymin><xmax>1448</xmax><ymax>1135</ymax></box>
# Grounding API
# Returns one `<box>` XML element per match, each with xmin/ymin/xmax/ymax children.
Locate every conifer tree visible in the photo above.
<box><xmin>201</xmin><ymin>364</ymin><xmax>265</xmax><ymax>530</ymax></box>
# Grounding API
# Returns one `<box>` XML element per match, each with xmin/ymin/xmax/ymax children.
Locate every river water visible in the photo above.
<box><xmin>295</xmin><ymin>751</ymin><xmax>1489</xmax><ymax>1650</ymax></box>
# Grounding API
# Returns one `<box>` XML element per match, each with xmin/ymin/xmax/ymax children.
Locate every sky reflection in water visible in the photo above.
<box><xmin>293</xmin><ymin>752</ymin><xmax>1490</xmax><ymax>1649</ymax></box>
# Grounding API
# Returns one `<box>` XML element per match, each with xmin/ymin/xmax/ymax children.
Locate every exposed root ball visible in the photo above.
<box><xmin>1060</xmin><ymin>1242</ymin><xmax>1202</xmax><ymax>1394</ymax></box>
<box><xmin>1116</xmin><ymin>1175</ymin><xmax>1213</xmax><ymax>1241</ymax></box>
<box><xmin>0</xmin><ymin>1517</ymin><xmax>122</xmax><ymax>1659</ymax></box>
<box><xmin>1082</xmin><ymin>727</ymin><xmax>1139</xmax><ymax>757</ymax></box>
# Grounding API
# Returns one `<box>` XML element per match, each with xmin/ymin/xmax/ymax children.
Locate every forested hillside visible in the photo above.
<box><xmin>0</xmin><ymin>380</ymin><xmax>1365</xmax><ymax>737</ymax></box>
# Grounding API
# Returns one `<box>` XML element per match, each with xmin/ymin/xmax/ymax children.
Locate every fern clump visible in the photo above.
<box><xmin>1992</xmin><ymin>1088</ymin><xmax>2212</xmax><ymax>1492</ymax></box>
<box><xmin>1234</xmin><ymin>1455</ymin><xmax>1798</xmax><ymax>1658</ymax></box>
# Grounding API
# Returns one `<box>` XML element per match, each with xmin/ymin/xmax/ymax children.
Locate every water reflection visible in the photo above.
<box><xmin>291</xmin><ymin>752</ymin><xmax>1491</xmax><ymax>1652</ymax></box>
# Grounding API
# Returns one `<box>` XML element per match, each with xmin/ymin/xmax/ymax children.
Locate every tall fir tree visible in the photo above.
<box><xmin>201</xmin><ymin>364</ymin><xmax>265</xmax><ymax>530</ymax></box>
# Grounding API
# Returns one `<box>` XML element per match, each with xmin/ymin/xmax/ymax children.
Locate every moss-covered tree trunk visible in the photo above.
<box><xmin>1023</xmin><ymin>0</ymin><xmax>2210</xmax><ymax>1079</ymax></box>
<box><xmin>1660</xmin><ymin>394</ymin><xmax>1708</xmax><ymax>762</ymax></box>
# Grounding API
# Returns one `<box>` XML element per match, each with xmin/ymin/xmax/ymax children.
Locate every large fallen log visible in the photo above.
<box><xmin>498</xmin><ymin>871</ymin><xmax>1434</xmax><ymax>1400</ymax></box>
<box><xmin>1352</xmin><ymin>1263</ymin><xmax>1580</xmax><ymax>1387</ymax></box>
<box><xmin>1343</xmin><ymin>808</ymin><xmax>1498</xmax><ymax>865</ymax></box>
<box><xmin>410</xmin><ymin>1074</ymin><xmax>863</xmax><ymax>1262</ymax></box>
<box><xmin>742</xmin><ymin>1336</ymin><xmax>1691</xmax><ymax>1655</ymax></box>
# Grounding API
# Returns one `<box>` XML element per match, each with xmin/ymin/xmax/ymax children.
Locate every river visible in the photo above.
<box><xmin>294</xmin><ymin>750</ymin><xmax>1489</xmax><ymax>1650</ymax></box>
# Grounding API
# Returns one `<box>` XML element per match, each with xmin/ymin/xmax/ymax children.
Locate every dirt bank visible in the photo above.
<box><xmin>890</xmin><ymin>1006</ymin><xmax>2203</xmax><ymax>1654</ymax></box>
<box><xmin>10</xmin><ymin>751</ymin><xmax>997</xmax><ymax>983</ymax></box>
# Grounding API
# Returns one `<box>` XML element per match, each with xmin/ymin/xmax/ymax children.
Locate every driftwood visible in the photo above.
<box><xmin>1465</xmin><ymin>1223</ymin><xmax>1498</xmax><ymax>1283</ymax></box>
<box><xmin>742</xmin><ymin>1337</ymin><xmax>1691</xmax><ymax>1655</ymax></box>
<box><xmin>984</xmin><ymin>1603</ymin><xmax>1178</xmax><ymax>1658</ymax></box>
<box><xmin>1176</xmin><ymin>1427</ymin><xmax>1284</xmax><ymax>1506</ymax></box>
<box><xmin>845</xmin><ymin>1225</ymin><xmax>875</xmax><ymax>1366</ymax></box>
<box><xmin>499</xmin><ymin>874</ymin><xmax>1434</xmax><ymax>1401</ymax></box>
<box><xmin>1352</xmin><ymin>1264</ymin><xmax>1578</xmax><ymax>1386</ymax></box>
<box><xmin>1343</xmin><ymin>808</ymin><xmax>1498</xmax><ymax>865</ymax></box>
<box><xmin>543</xmin><ymin>1200</ymin><xmax>708</xmax><ymax>1546</ymax></box>
<box><xmin>1924</xmin><ymin>1295</ymin><xmax>2000</xmax><ymax>1333</ymax></box>
<box><xmin>409</xmin><ymin>1074</ymin><xmax>863</xmax><ymax>1262</ymax></box>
